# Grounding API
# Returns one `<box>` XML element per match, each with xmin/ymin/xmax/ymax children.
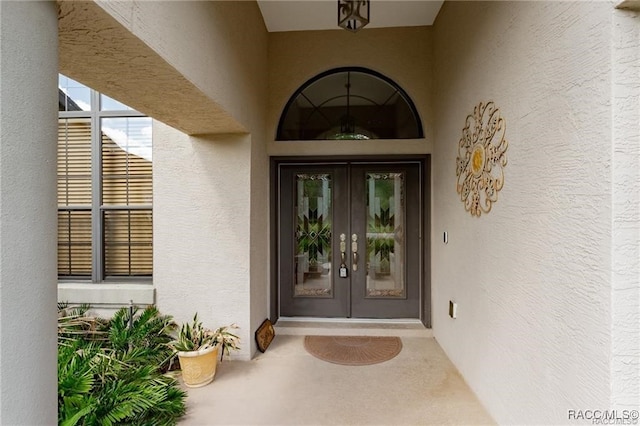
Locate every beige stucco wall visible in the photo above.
<box><xmin>432</xmin><ymin>1</ymin><xmax>632</xmax><ymax>423</ymax></box>
<box><xmin>59</xmin><ymin>1</ymin><xmax>244</xmax><ymax>135</ymax></box>
<box><xmin>268</xmin><ymin>26</ymin><xmax>433</xmax><ymax>156</ymax></box>
<box><xmin>153</xmin><ymin>126</ymin><xmax>256</xmax><ymax>360</ymax></box>
<box><xmin>611</xmin><ymin>6</ymin><xmax>640</xmax><ymax>409</ymax></box>
<box><xmin>144</xmin><ymin>2</ymin><xmax>268</xmax><ymax>360</ymax></box>
<box><xmin>95</xmin><ymin>0</ymin><xmax>267</xmax><ymax>136</ymax></box>
<box><xmin>78</xmin><ymin>1</ymin><xmax>270</xmax><ymax>359</ymax></box>
<box><xmin>54</xmin><ymin>2</ymin><xmax>638</xmax><ymax>413</ymax></box>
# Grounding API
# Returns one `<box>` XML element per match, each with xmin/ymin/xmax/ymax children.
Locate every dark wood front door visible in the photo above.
<box><xmin>278</xmin><ymin>161</ymin><xmax>422</xmax><ymax>318</ymax></box>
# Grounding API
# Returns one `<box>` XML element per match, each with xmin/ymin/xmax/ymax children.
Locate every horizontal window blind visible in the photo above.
<box><xmin>101</xmin><ymin>117</ymin><xmax>152</xmax><ymax>277</ymax></box>
<box><xmin>104</xmin><ymin>210</ymin><xmax>153</xmax><ymax>277</ymax></box>
<box><xmin>58</xmin><ymin>118</ymin><xmax>92</xmax><ymax>276</ymax></box>
<box><xmin>102</xmin><ymin>117</ymin><xmax>152</xmax><ymax>206</ymax></box>
<box><xmin>58</xmin><ymin>118</ymin><xmax>92</xmax><ymax>206</ymax></box>
<box><xmin>58</xmin><ymin>210</ymin><xmax>92</xmax><ymax>276</ymax></box>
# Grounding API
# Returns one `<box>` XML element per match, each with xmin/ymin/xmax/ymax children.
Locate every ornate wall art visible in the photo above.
<box><xmin>455</xmin><ymin>101</ymin><xmax>509</xmax><ymax>217</ymax></box>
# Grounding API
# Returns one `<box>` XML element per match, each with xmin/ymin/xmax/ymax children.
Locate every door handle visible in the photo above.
<box><xmin>351</xmin><ymin>233</ymin><xmax>358</xmax><ymax>271</ymax></box>
<box><xmin>339</xmin><ymin>233</ymin><xmax>348</xmax><ymax>278</ymax></box>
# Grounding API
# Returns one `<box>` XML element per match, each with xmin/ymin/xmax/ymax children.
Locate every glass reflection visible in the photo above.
<box><xmin>294</xmin><ymin>174</ymin><xmax>332</xmax><ymax>297</ymax></box>
<box><xmin>101</xmin><ymin>94</ymin><xmax>134</xmax><ymax>111</ymax></box>
<box><xmin>58</xmin><ymin>75</ymin><xmax>91</xmax><ymax>111</ymax></box>
<box><xmin>366</xmin><ymin>172</ymin><xmax>405</xmax><ymax>298</ymax></box>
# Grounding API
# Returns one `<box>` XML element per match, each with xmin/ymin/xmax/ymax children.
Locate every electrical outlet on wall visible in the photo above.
<box><xmin>449</xmin><ymin>300</ymin><xmax>457</xmax><ymax>319</ymax></box>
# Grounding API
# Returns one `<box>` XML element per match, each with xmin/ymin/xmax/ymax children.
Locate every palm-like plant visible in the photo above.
<box><xmin>58</xmin><ymin>303</ymin><xmax>108</xmax><ymax>343</ymax></box>
<box><xmin>108</xmin><ymin>306</ymin><xmax>176</xmax><ymax>370</ymax></box>
<box><xmin>58</xmin><ymin>341</ymin><xmax>99</xmax><ymax>426</ymax></box>
<box><xmin>57</xmin><ymin>304</ymin><xmax>187</xmax><ymax>426</ymax></box>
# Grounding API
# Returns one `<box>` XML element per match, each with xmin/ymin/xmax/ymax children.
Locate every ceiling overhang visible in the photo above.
<box><xmin>257</xmin><ymin>0</ymin><xmax>444</xmax><ymax>33</ymax></box>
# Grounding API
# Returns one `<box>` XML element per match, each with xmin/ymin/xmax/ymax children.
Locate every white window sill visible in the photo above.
<box><xmin>58</xmin><ymin>282</ymin><xmax>155</xmax><ymax>306</ymax></box>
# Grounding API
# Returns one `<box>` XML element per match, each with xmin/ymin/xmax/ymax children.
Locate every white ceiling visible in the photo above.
<box><xmin>257</xmin><ymin>0</ymin><xmax>445</xmax><ymax>33</ymax></box>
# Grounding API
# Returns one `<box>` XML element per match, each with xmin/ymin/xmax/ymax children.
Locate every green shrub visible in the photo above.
<box><xmin>57</xmin><ymin>305</ymin><xmax>186</xmax><ymax>426</ymax></box>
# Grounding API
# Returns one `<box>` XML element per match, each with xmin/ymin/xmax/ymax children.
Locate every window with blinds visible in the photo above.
<box><xmin>57</xmin><ymin>74</ymin><xmax>152</xmax><ymax>281</ymax></box>
<box><xmin>58</xmin><ymin>118</ymin><xmax>92</xmax><ymax>277</ymax></box>
<box><xmin>101</xmin><ymin>117</ymin><xmax>152</xmax><ymax>277</ymax></box>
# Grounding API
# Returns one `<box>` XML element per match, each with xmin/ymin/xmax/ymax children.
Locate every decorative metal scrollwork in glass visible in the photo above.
<box><xmin>455</xmin><ymin>101</ymin><xmax>508</xmax><ymax>217</ymax></box>
<box><xmin>294</xmin><ymin>173</ymin><xmax>333</xmax><ymax>297</ymax></box>
<box><xmin>365</xmin><ymin>172</ymin><xmax>405</xmax><ymax>298</ymax></box>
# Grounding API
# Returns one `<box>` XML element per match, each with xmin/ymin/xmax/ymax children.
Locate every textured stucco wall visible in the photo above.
<box><xmin>268</xmin><ymin>26</ymin><xmax>433</xmax><ymax>155</ymax></box>
<box><xmin>59</xmin><ymin>1</ymin><xmax>244</xmax><ymax>135</ymax></box>
<box><xmin>95</xmin><ymin>0</ymin><xmax>266</xmax><ymax>136</ymax></box>
<box><xmin>153</xmin><ymin>123</ymin><xmax>254</xmax><ymax>360</ymax></box>
<box><xmin>59</xmin><ymin>0</ymin><xmax>270</xmax><ymax>356</ymax></box>
<box><xmin>432</xmin><ymin>2</ymin><xmax>619</xmax><ymax>423</ymax></box>
<box><xmin>59</xmin><ymin>1</ymin><xmax>270</xmax><ymax>358</ymax></box>
<box><xmin>611</xmin><ymin>7</ymin><xmax>640</xmax><ymax>409</ymax></box>
<box><xmin>105</xmin><ymin>1</ymin><xmax>271</xmax><ymax>359</ymax></box>
<box><xmin>0</xmin><ymin>1</ymin><xmax>58</xmax><ymax>423</ymax></box>
<box><xmin>250</xmin><ymin>108</ymin><xmax>270</xmax><ymax>346</ymax></box>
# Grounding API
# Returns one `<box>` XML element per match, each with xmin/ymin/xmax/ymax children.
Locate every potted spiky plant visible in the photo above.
<box><xmin>169</xmin><ymin>314</ymin><xmax>240</xmax><ymax>388</ymax></box>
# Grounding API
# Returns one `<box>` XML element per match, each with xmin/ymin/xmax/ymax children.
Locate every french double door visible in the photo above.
<box><xmin>278</xmin><ymin>161</ymin><xmax>422</xmax><ymax>318</ymax></box>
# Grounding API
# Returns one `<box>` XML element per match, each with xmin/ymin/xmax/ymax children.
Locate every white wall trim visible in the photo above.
<box><xmin>58</xmin><ymin>283</ymin><xmax>155</xmax><ymax>306</ymax></box>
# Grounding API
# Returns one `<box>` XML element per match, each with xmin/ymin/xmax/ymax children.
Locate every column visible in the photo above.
<box><xmin>0</xmin><ymin>1</ymin><xmax>58</xmax><ymax>424</ymax></box>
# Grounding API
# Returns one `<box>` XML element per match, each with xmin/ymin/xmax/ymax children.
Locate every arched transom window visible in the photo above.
<box><xmin>277</xmin><ymin>67</ymin><xmax>423</xmax><ymax>141</ymax></box>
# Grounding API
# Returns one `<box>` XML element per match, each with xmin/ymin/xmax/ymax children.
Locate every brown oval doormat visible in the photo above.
<box><xmin>304</xmin><ymin>336</ymin><xmax>402</xmax><ymax>366</ymax></box>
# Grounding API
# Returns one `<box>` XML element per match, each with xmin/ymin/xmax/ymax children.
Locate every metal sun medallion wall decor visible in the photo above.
<box><xmin>455</xmin><ymin>101</ymin><xmax>509</xmax><ymax>217</ymax></box>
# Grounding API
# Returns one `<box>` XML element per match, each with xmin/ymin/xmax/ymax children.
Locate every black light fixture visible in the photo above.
<box><xmin>338</xmin><ymin>0</ymin><xmax>370</xmax><ymax>33</ymax></box>
<box><xmin>340</xmin><ymin>74</ymin><xmax>355</xmax><ymax>134</ymax></box>
<box><xmin>333</xmin><ymin>72</ymin><xmax>369</xmax><ymax>140</ymax></box>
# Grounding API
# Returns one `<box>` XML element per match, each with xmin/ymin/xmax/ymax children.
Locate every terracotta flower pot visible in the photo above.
<box><xmin>178</xmin><ymin>345</ymin><xmax>219</xmax><ymax>388</ymax></box>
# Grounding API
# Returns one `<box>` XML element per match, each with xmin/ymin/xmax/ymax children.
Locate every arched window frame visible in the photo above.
<box><xmin>276</xmin><ymin>67</ymin><xmax>424</xmax><ymax>141</ymax></box>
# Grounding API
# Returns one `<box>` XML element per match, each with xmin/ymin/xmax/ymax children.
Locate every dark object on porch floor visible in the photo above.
<box><xmin>255</xmin><ymin>319</ymin><xmax>275</xmax><ymax>353</ymax></box>
<box><xmin>304</xmin><ymin>335</ymin><xmax>402</xmax><ymax>366</ymax></box>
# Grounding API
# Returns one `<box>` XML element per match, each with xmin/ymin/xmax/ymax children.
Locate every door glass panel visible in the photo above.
<box><xmin>366</xmin><ymin>172</ymin><xmax>405</xmax><ymax>298</ymax></box>
<box><xmin>294</xmin><ymin>174</ymin><xmax>333</xmax><ymax>297</ymax></box>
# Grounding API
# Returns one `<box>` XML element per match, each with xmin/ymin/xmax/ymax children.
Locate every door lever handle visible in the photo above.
<box><xmin>351</xmin><ymin>233</ymin><xmax>358</xmax><ymax>271</ymax></box>
<box><xmin>339</xmin><ymin>233</ymin><xmax>347</xmax><ymax>265</ymax></box>
<box><xmin>339</xmin><ymin>233</ymin><xmax>348</xmax><ymax>277</ymax></box>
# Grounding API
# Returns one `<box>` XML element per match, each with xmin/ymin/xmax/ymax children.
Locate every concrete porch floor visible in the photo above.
<box><xmin>178</xmin><ymin>321</ymin><xmax>495</xmax><ymax>425</ymax></box>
